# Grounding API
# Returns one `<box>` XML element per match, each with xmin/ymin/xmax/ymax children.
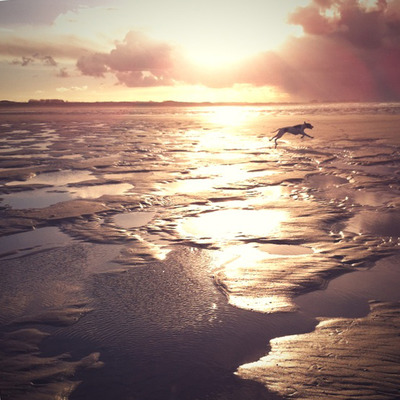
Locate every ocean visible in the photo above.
<box><xmin>1</xmin><ymin>103</ymin><xmax>399</xmax><ymax>399</ymax></box>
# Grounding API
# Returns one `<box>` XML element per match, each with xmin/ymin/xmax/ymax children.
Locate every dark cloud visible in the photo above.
<box><xmin>56</xmin><ymin>68</ymin><xmax>70</xmax><ymax>78</ymax></box>
<box><xmin>11</xmin><ymin>56</ymin><xmax>34</xmax><ymax>66</ymax></box>
<box><xmin>10</xmin><ymin>53</ymin><xmax>57</xmax><ymax>67</ymax></box>
<box><xmin>37</xmin><ymin>54</ymin><xmax>57</xmax><ymax>66</ymax></box>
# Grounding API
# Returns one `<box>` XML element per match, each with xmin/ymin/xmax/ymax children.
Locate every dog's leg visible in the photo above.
<box><xmin>273</xmin><ymin>130</ymin><xmax>286</xmax><ymax>148</ymax></box>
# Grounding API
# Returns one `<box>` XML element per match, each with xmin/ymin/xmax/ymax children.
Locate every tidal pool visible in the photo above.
<box><xmin>5</xmin><ymin>170</ymin><xmax>94</xmax><ymax>186</ymax></box>
<box><xmin>113</xmin><ymin>211</ymin><xmax>156</xmax><ymax>229</ymax></box>
<box><xmin>1</xmin><ymin>183</ymin><xmax>134</xmax><ymax>209</ymax></box>
<box><xmin>0</xmin><ymin>226</ymin><xmax>72</xmax><ymax>259</ymax></box>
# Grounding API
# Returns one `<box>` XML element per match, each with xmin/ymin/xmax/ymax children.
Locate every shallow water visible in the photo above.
<box><xmin>0</xmin><ymin>226</ymin><xmax>72</xmax><ymax>259</ymax></box>
<box><xmin>1</xmin><ymin>103</ymin><xmax>400</xmax><ymax>399</ymax></box>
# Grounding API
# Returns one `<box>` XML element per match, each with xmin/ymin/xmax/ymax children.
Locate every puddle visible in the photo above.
<box><xmin>1</xmin><ymin>189</ymin><xmax>73</xmax><ymax>209</ymax></box>
<box><xmin>6</xmin><ymin>170</ymin><xmax>94</xmax><ymax>186</ymax></box>
<box><xmin>352</xmin><ymin>189</ymin><xmax>398</xmax><ymax>207</ymax></box>
<box><xmin>257</xmin><ymin>243</ymin><xmax>313</xmax><ymax>256</ymax></box>
<box><xmin>347</xmin><ymin>210</ymin><xmax>400</xmax><ymax>237</ymax></box>
<box><xmin>178</xmin><ymin>209</ymin><xmax>288</xmax><ymax>242</ymax></box>
<box><xmin>103</xmin><ymin>172</ymin><xmax>154</xmax><ymax>180</ymax></box>
<box><xmin>305</xmin><ymin>174</ymin><xmax>348</xmax><ymax>189</ymax></box>
<box><xmin>295</xmin><ymin>254</ymin><xmax>400</xmax><ymax>318</ymax></box>
<box><xmin>114</xmin><ymin>211</ymin><xmax>156</xmax><ymax>229</ymax></box>
<box><xmin>1</xmin><ymin>183</ymin><xmax>134</xmax><ymax>209</ymax></box>
<box><xmin>0</xmin><ymin>227</ymin><xmax>72</xmax><ymax>259</ymax></box>
<box><xmin>70</xmin><ymin>183</ymin><xmax>134</xmax><ymax>199</ymax></box>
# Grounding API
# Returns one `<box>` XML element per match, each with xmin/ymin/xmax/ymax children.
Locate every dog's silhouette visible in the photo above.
<box><xmin>270</xmin><ymin>122</ymin><xmax>314</xmax><ymax>148</ymax></box>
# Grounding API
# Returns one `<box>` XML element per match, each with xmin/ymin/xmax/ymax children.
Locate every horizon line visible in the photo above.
<box><xmin>1</xmin><ymin>99</ymin><xmax>396</xmax><ymax>107</ymax></box>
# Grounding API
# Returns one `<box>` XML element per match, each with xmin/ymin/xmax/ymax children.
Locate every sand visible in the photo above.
<box><xmin>1</xmin><ymin>103</ymin><xmax>399</xmax><ymax>399</ymax></box>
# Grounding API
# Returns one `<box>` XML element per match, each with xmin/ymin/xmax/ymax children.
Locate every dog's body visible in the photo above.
<box><xmin>270</xmin><ymin>122</ymin><xmax>314</xmax><ymax>148</ymax></box>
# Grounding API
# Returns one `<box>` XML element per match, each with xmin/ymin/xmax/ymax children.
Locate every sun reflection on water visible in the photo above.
<box><xmin>178</xmin><ymin>209</ymin><xmax>288</xmax><ymax>243</ymax></box>
<box><xmin>213</xmin><ymin>242</ymin><xmax>314</xmax><ymax>313</ymax></box>
<box><xmin>203</xmin><ymin>106</ymin><xmax>255</xmax><ymax>127</ymax></box>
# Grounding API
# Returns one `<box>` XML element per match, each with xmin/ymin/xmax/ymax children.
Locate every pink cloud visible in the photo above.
<box><xmin>229</xmin><ymin>0</ymin><xmax>399</xmax><ymax>101</ymax></box>
<box><xmin>278</xmin><ymin>0</ymin><xmax>400</xmax><ymax>100</ymax></box>
<box><xmin>289</xmin><ymin>0</ymin><xmax>400</xmax><ymax>49</ymax></box>
<box><xmin>76</xmin><ymin>32</ymin><xmax>183</xmax><ymax>86</ymax></box>
<box><xmin>76</xmin><ymin>53</ymin><xmax>109</xmax><ymax>77</ymax></box>
<box><xmin>75</xmin><ymin>1</ymin><xmax>400</xmax><ymax>101</ymax></box>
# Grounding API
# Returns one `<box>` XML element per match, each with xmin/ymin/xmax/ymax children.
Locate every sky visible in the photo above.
<box><xmin>0</xmin><ymin>0</ymin><xmax>400</xmax><ymax>103</ymax></box>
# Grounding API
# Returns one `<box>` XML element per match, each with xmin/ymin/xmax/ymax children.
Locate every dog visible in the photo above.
<box><xmin>270</xmin><ymin>121</ymin><xmax>314</xmax><ymax>148</ymax></box>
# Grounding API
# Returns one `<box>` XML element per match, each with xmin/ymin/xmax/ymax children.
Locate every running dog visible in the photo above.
<box><xmin>270</xmin><ymin>122</ymin><xmax>314</xmax><ymax>148</ymax></box>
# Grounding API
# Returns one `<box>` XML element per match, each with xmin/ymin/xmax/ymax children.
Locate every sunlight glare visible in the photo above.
<box><xmin>229</xmin><ymin>294</ymin><xmax>293</xmax><ymax>314</ymax></box>
<box><xmin>178</xmin><ymin>209</ymin><xmax>288</xmax><ymax>243</ymax></box>
<box><xmin>204</xmin><ymin>106</ymin><xmax>253</xmax><ymax>127</ymax></box>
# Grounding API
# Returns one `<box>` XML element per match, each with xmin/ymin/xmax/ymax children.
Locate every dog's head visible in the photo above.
<box><xmin>304</xmin><ymin>121</ymin><xmax>313</xmax><ymax>129</ymax></box>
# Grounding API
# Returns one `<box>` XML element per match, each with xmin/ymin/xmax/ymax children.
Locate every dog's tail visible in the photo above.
<box><xmin>270</xmin><ymin>128</ymin><xmax>279</xmax><ymax>133</ymax></box>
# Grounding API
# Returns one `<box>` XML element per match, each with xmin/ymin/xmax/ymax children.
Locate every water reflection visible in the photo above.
<box><xmin>1</xmin><ymin>183</ymin><xmax>134</xmax><ymax>209</ymax></box>
<box><xmin>178</xmin><ymin>209</ymin><xmax>288</xmax><ymax>243</ymax></box>
<box><xmin>0</xmin><ymin>227</ymin><xmax>72</xmax><ymax>259</ymax></box>
<box><xmin>113</xmin><ymin>211</ymin><xmax>156</xmax><ymax>229</ymax></box>
<box><xmin>6</xmin><ymin>170</ymin><xmax>94</xmax><ymax>186</ymax></box>
<box><xmin>202</xmin><ymin>106</ymin><xmax>255</xmax><ymax>127</ymax></box>
<box><xmin>215</xmin><ymin>243</ymin><xmax>314</xmax><ymax>313</ymax></box>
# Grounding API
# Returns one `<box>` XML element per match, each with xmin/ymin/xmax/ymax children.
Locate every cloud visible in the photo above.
<box><xmin>73</xmin><ymin>1</ymin><xmax>400</xmax><ymax>101</ymax></box>
<box><xmin>56</xmin><ymin>68</ymin><xmax>70</xmax><ymax>78</ymax></box>
<box><xmin>0</xmin><ymin>35</ymin><xmax>95</xmax><ymax>59</ymax></box>
<box><xmin>0</xmin><ymin>0</ymin><xmax>111</xmax><ymax>25</ymax></box>
<box><xmin>76</xmin><ymin>52</ymin><xmax>109</xmax><ymax>77</ymax></box>
<box><xmin>277</xmin><ymin>0</ymin><xmax>400</xmax><ymax>100</ymax></box>
<box><xmin>10</xmin><ymin>53</ymin><xmax>57</xmax><ymax>67</ymax></box>
<box><xmin>76</xmin><ymin>31</ymin><xmax>184</xmax><ymax>86</ymax></box>
<box><xmin>225</xmin><ymin>0</ymin><xmax>400</xmax><ymax>101</ymax></box>
<box><xmin>288</xmin><ymin>0</ymin><xmax>400</xmax><ymax>48</ymax></box>
<box><xmin>56</xmin><ymin>85</ymin><xmax>88</xmax><ymax>92</ymax></box>
<box><xmin>11</xmin><ymin>55</ymin><xmax>34</xmax><ymax>66</ymax></box>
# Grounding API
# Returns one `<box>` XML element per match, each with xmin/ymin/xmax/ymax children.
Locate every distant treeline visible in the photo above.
<box><xmin>0</xmin><ymin>99</ymin><xmax>296</xmax><ymax>107</ymax></box>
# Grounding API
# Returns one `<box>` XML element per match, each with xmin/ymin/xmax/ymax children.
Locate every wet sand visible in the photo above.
<box><xmin>1</xmin><ymin>103</ymin><xmax>400</xmax><ymax>399</ymax></box>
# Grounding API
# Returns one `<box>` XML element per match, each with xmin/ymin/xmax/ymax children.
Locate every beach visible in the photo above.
<box><xmin>1</xmin><ymin>103</ymin><xmax>400</xmax><ymax>400</ymax></box>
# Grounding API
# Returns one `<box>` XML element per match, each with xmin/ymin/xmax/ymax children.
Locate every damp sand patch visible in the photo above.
<box><xmin>237</xmin><ymin>301</ymin><xmax>400</xmax><ymax>400</ymax></box>
<box><xmin>0</xmin><ymin>328</ymin><xmax>103</xmax><ymax>400</ymax></box>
